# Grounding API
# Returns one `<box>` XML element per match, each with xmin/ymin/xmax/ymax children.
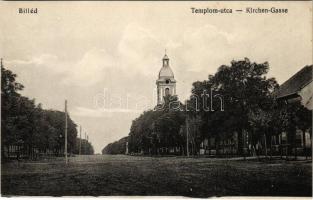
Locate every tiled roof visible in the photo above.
<box><xmin>275</xmin><ymin>65</ymin><xmax>313</xmax><ymax>99</ymax></box>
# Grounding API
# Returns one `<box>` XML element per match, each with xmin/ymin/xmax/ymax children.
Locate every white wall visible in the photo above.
<box><xmin>299</xmin><ymin>81</ymin><xmax>313</xmax><ymax>110</ymax></box>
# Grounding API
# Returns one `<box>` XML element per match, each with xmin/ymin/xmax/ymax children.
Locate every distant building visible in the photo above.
<box><xmin>274</xmin><ymin>65</ymin><xmax>312</xmax><ymax>154</ymax></box>
<box><xmin>156</xmin><ymin>54</ymin><xmax>176</xmax><ymax>104</ymax></box>
<box><xmin>275</xmin><ymin>65</ymin><xmax>313</xmax><ymax>110</ymax></box>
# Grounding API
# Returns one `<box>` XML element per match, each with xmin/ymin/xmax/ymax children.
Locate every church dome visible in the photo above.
<box><xmin>159</xmin><ymin>65</ymin><xmax>174</xmax><ymax>78</ymax></box>
<box><xmin>158</xmin><ymin>54</ymin><xmax>174</xmax><ymax>78</ymax></box>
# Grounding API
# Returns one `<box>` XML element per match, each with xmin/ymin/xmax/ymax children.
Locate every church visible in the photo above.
<box><xmin>156</xmin><ymin>53</ymin><xmax>176</xmax><ymax>104</ymax></box>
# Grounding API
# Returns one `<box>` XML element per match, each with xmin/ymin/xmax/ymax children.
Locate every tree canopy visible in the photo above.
<box><xmin>1</xmin><ymin>63</ymin><xmax>93</xmax><ymax>159</ymax></box>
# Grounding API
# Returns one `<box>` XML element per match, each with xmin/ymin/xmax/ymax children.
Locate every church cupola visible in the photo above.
<box><xmin>156</xmin><ymin>52</ymin><xmax>176</xmax><ymax>105</ymax></box>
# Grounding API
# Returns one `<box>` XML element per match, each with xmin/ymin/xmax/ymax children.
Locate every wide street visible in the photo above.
<box><xmin>1</xmin><ymin>155</ymin><xmax>312</xmax><ymax>197</ymax></box>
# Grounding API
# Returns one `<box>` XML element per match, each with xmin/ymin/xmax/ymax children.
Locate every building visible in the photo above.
<box><xmin>274</xmin><ymin>65</ymin><xmax>312</xmax><ymax>156</ymax></box>
<box><xmin>156</xmin><ymin>54</ymin><xmax>176</xmax><ymax>104</ymax></box>
<box><xmin>275</xmin><ymin>65</ymin><xmax>313</xmax><ymax>110</ymax></box>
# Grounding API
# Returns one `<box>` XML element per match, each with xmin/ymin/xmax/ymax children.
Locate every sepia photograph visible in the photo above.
<box><xmin>0</xmin><ymin>1</ymin><xmax>312</xmax><ymax>198</ymax></box>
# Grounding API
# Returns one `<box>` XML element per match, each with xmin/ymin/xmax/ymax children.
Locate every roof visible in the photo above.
<box><xmin>275</xmin><ymin>65</ymin><xmax>313</xmax><ymax>99</ymax></box>
<box><xmin>159</xmin><ymin>65</ymin><xmax>174</xmax><ymax>78</ymax></box>
<box><xmin>158</xmin><ymin>54</ymin><xmax>175</xmax><ymax>79</ymax></box>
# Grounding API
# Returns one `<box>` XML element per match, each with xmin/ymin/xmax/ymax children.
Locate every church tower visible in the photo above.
<box><xmin>156</xmin><ymin>53</ymin><xmax>176</xmax><ymax>104</ymax></box>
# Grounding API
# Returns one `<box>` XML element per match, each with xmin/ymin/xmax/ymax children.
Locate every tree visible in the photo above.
<box><xmin>1</xmin><ymin>63</ymin><xmax>80</xmax><ymax>160</ymax></box>
<box><xmin>102</xmin><ymin>137</ymin><xmax>128</xmax><ymax>155</ymax></box>
<box><xmin>127</xmin><ymin>95</ymin><xmax>186</xmax><ymax>155</ymax></box>
<box><xmin>1</xmin><ymin>64</ymin><xmax>25</xmax><ymax>157</ymax></box>
<box><xmin>75</xmin><ymin>138</ymin><xmax>94</xmax><ymax>155</ymax></box>
<box><xmin>278</xmin><ymin>101</ymin><xmax>312</xmax><ymax>159</ymax></box>
<box><xmin>187</xmin><ymin>58</ymin><xmax>279</xmax><ymax>156</ymax></box>
<box><xmin>295</xmin><ymin>103</ymin><xmax>312</xmax><ymax>159</ymax></box>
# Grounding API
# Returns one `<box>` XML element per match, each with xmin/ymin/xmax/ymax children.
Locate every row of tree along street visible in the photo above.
<box><xmin>103</xmin><ymin>58</ymin><xmax>312</xmax><ymax>159</ymax></box>
<box><xmin>102</xmin><ymin>136</ymin><xmax>128</xmax><ymax>155</ymax></box>
<box><xmin>1</xmin><ymin>63</ymin><xmax>94</xmax><ymax>161</ymax></box>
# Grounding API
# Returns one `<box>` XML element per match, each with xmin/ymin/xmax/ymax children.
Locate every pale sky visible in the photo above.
<box><xmin>1</xmin><ymin>1</ymin><xmax>312</xmax><ymax>153</ymax></box>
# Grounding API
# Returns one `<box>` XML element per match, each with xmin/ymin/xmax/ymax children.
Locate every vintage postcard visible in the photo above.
<box><xmin>0</xmin><ymin>0</ymin><xmax>312</xmax><ymax>198</ymax></box>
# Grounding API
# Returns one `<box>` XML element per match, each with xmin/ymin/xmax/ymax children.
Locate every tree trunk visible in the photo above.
<box><xmin>309</xmin><ymin>133</ymin><xmax>312</xmax><ymax>159</ymax></box>
<box><xmin>286</xmin><ymin>146</ymin><xmax>288</xmax><ymax>161</ymax></box>
<box><xmin>270</xmin><ymin>135</ymin><xmax>273</xmax><ymax>160</ymax></box>
<box><xmin>216</xmin><ymin>137</ymin><xmax>219</xmax><ymax>157</ymax></box>
<box><xmin>237</xmin><ymin>130</ymin><xmax>244</xmax><ymax>156</ymax></box>
<box><xmin>231</xmin><ymin>144</ymin><xmax>233</xmax><ymax>158</ymax></box>
<box><xmin>294</xmin><ymin>141</ymin><xmax>297</xmax><ymax>160</ymax></box>
<box><xmin>243</xmin><ymin>139</ymin><xmax>246</xmax><ymax>161</ymax></box>
<box><xmin>302</xmin><ymin>130</ymin><xmax>307</xmax><ymax>160</ymax></box>
<box><xmin>264</xmin><ymin>134</ymin><xmax>268</xmax><ymax>158</ymax></box>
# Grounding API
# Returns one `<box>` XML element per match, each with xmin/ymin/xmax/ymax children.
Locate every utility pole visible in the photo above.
<box><xmin>65</xmin><ymin>100</ymin><xmax>68</xmax><ymax>164</ymax></box>
<box><xmin>84</xmin><ymin>131</ymin><xmax>87</xmax><ymax>155</ymax></box>
<box><xmin>79</xmin><ymin>125</ymin><xmax>82</xmax><ymax>155</ymax></box>
<box><xmin>186</xmin><ymin>117</ymin><xmax>189</xmax><ymax>157</ymax></box>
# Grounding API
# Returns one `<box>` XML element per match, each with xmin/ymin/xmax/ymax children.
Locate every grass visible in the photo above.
<box><xmin>1</xmin><ymin>155</ymin><xmax>312</xmax><ymax>197</ymax></box>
